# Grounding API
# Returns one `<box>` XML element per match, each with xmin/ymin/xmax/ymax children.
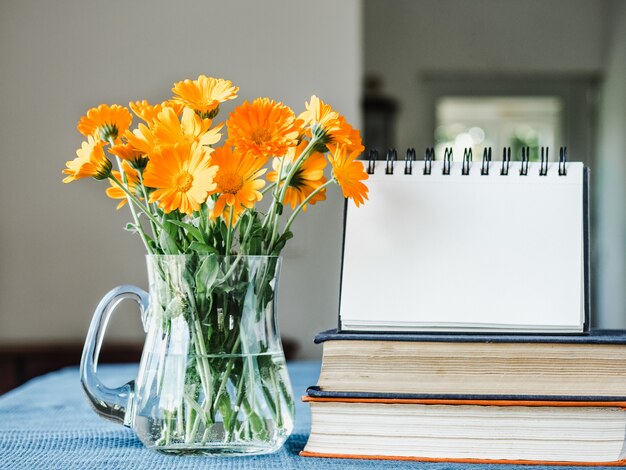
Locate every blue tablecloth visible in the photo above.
<box><xmin>0</xmin><ymin>361</ymin><xmax>608</xmax><ymax>469</ymax></box>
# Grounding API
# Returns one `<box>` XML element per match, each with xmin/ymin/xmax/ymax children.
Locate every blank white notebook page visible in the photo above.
<box><xmin>340</xmin><ymin>160</ymin><xmax>587</xmax><ymax>332</ymax></box>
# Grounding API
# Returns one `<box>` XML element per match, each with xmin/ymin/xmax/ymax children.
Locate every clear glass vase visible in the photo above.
<box><xmin>80</xmin><ymin>255</ymin><xmax>295</xmax><ymax>456</ymax></box>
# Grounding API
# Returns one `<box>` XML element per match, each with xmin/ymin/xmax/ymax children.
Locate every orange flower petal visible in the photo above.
<box><xmin>226</xmin><ymin>98</ymin><xmax>301</xmax><ymax>159</ymax></box>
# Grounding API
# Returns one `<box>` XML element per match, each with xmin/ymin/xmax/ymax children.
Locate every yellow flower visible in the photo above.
<box><xmin>172</xmin><ymin>75</ymin><xmax>238</xmax><ymax>118</ymax></box>
<box><xmin>129</xmin><ymin>100</ymin><xmax>166</xmax><ymax>123</ymax></box>
<box><xmin>163</xmin><ymin>100</ymin><xmax>186</xmax><ymax>116</ymax></box>
<box><xmin>339</xmin><ymin>116</ymin><xmax>365</xmax><ymax>154</ymax></box>
<box><xmin>329</xmin><ymin>144</ymin><xmax>369</xmax><ymax>207</ymax></box>
<box><xmin>209</xmin><ymin>146</ymin><xmax>266</xmax><ymax>221</ymax></box>
<box><xmin>77</xmin><ymin>104</ymin><xmax>132</xmax><ymax>144</ymax></box>
<box><xmin>152</xmin><ymin>107</ymin><xmax>222</xmax><ymax>150</ymax></box>
<box><xmin>129</xmin><ymin>100</ymin><xmax>187</xmax><ymax>123</ymax></box>
<box><xmin>143</xmin><ymin>143</ymin><xmax>217</xmax><ymax>216</ymax></box>
<box><xmin>267</xmin><ymin>142</ymin><xmax>327</xmax><ymax>211</ymax></box>
<box><xmin>63</xmin><ymin>136</ymin><xmax>112</xmax><ymax>183</ymax></box>
<box><xmin>109</xmin><ymin>143</ymin><xmax>148</xmax><ymax>169</ymax></box>
<box><xmin>298</xmin><ymin>95</ymin><xmax>352</xmax><ymax>148</ymax></box>
<box><xmin>123</xmin><ymin>123</ymin><xmax>158</xmax><ymax>156</ymax></box>
<box><xmin>226</xmin><ymin>98</ymin><xmax>301</xmax><ymax>159</ymax></box>
<box><xmin>106</xmin><ymin>162</ymin><xmax>141</xmax><ymax>209</ymax></box>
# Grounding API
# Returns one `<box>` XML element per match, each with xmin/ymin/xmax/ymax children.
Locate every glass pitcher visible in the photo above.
<box><xmin>80</xmin><ymin>254</ymin><xmax>295</xmax><ymax>456</ymax></box>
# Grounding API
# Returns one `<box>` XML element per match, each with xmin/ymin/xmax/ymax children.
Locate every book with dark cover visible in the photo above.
<box><xmin>316</xmin><ymin>328</ymin><xmax>626</xmax><ymax>345</ymax></box>
<box><xmin>313</xmin><ymin>329</ymin><xmax>626</xmax><ymax>399</ymax></box>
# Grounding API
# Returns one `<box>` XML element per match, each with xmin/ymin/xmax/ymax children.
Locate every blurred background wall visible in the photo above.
<box><xmin>0</xmin><ymin>0</ymin><xmax>361</xmax><ymax>362</ymax></box>
<box><xmin>0</xmin><ymin>0</ymin><xmax>625</xmax><ymax>371</ymax></box>
<box><xmin>364</xmin><ymin>0</ymin><xmax>607</xmax><ymax>155</ymax></box>
<box><xmin>596</xmin><ymin>0</ymin><xmax>626</xmax><ymax>328</ymax></box>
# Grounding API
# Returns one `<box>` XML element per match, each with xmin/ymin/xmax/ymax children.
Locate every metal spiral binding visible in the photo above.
<box><xmin>520</xmin><ymin>146</ymin><xmax>530</xmax><ymax>176</ymax></box>
<box><xmin>405</xmin><ymin>148</ymin><xmax>416</xmax><ymax>175</ymax></box>
<box><xmin>501</xmin><ymin>147</ymin><xmax>511</xmax><ymax>175</ymax></box>
<box><xmin>424</xmin><ymin>147</ymin><xmax>434</xmax><ymax>175</ymax></box>
<box><xmin>462</xmin><ymin>148</ymin><xmax>472</xmax><ymax>175</ymax></box>
<box><xmin>386</xmin><ymin>148</ymin><xmax>397</xmax><ymax>175</ymax></box>
<box><xmin>367</xmin><ymin>149</ymin><xmax>377</xmax><ymax>175</ymax></box>
<box><xmin>481</xmin><ymin>148</ymin><xmax>492</xmax><ymax>175</ymax></box>
<box><xmin>559</xmin><ymin>147</ymin><xmax>568</xmax><ymax>176</ymax></box>
<box><xmin>443</xmin><ymin>147</ymin><xmax>452</xmax><ymax>175</ymax></box>
<box><xmin>368</xmin><ymin>146</ymin><xmax>570</xmax><ymax>177</ymax></box>
<box><xmin>540</xmin><ymin>147</ymin><xmax>549</xmax><ymax>176</ymax></box>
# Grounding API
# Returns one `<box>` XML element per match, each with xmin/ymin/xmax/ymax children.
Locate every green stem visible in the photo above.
<box><xmin>218</xmin><ymin>218</ymin><xmax>255</xmax><ymax>282</ymax></box>
<box><xmin>109</xmin><ymin>169</ymin><xmax>155</xmax><ymax>254</ymax></box>
<box><xmin>261</xmin><ymin>157</ymin><xmax>286</xmax><ymax>231</ymax></box>
<box><xmin>109</xmin><ymin>174</ymin><xmax>167</xmax><ymax>232</ymax></box>
<box><xmin>269</xmin><ymin>365</ymin><xmax>283</xmax><ymax>428</ymax></box>
<box><xmin>261</xmin><ymin>181</ymin><xmax>277</xmax><ymax>196</ymax></box>
<box><xmin>225</xmin><ymin>207</ymin><xmax>235</xmax><ymax>257</ymax></box>
<box><xmin>277</xmin><ymin>139</ymin><xmax>317</xmax><ymax>206</ymax></box>
<box><xmin>136</xmin><ymin>171</ymin><xmax>159</xmax><ymax>238</ymax></box>
<box><xmin>185</xmin><ymin>316</ymin><xmax>214</xmax><ymax>443</ymax></box>
<box><xmin>282</xmin><ymin>178</ymin><xmax>335</xmax><ymax>237</ymax></box>
<box><xmin>267</xmin><ymin>138</ymin><xmax>318</xmax><ymax>247</ymax></box>
<box><xmin>211</xmin><ymin>336</ymin><xmax>241</xmax><ymax>412</ymax></box>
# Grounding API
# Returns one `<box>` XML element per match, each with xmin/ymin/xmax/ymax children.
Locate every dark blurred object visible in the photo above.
<box><xmin>0</xmin><ymin>342</ymin><xmax>142</xmax><ymax>395</ymax></box>
<box><xmin>362</xmin><ymin>74</ymin><xmax>399</xmax><ymax>158</ymax></box>
<box><xmin>0</xmin><ymin>337</ymin><xmax>299</xmax><ymax>395</ymax></box>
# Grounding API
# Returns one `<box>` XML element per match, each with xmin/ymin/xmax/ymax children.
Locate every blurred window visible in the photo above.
<box><xmin>435</xmin><ymin>97</ymin><xmax>562</xmax><ymax>161</ymax></box>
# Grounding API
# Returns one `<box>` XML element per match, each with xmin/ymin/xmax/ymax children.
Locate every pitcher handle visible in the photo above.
<box><xmin>80</xmin><ymin>285</ymin><xmax>149</xmax><ymax>427</ymax></box>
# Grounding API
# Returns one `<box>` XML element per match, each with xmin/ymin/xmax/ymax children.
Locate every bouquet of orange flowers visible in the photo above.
<box><xmin>65</xmin><ymin>76</ymin><xmax>368</xmax><ymax>453</ymax></box>
<box><xmin>63</xmin><ymin>74</ymin><xmax>367</xmax><ymax>257</ymax></box>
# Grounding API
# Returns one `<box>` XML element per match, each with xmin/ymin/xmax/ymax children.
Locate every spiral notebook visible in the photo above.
<box><xmin>339</xmin><ymin>148</ymin><xmax>590</xmax><ymax>333</ymax></box>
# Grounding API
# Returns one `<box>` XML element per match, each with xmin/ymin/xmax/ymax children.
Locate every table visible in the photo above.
<box><xmin>0</xmin><ymin>361</ymin><xmax>601</xmax><ymax>469</ymax></box>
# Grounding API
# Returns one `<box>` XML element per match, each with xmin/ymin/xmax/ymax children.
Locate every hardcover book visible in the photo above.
<box><xmin>313</xmin><ymin>329</ymin><xmax>626</xmax><ymax>399</ymax></box>
<box><xmin>302</xmin><ymin>395</ymin><xmax>626</xmax><ymax>465</ymax></box>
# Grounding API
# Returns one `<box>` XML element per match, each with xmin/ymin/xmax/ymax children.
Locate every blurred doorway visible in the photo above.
<box><xmin>422</xmin><ymin>74</ymin><xmax>598</xmax><ymax>167</ymax></box>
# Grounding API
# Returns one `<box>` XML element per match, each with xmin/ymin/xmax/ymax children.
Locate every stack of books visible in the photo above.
<box><xmin>301</xmin><ymin>329</ymin><xmax>626</xmax><ymax>465</ymax></box>
<box><xmin>301</xmin><ymin>156</ymin><xmax>626</xmax><ymax>465</ymax></box>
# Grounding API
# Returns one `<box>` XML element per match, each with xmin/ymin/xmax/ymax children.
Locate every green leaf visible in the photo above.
<box><xmin>124</xmin><ymin>223</ymin><xmax>137</xmax><ymax>233</ymax></box>
<box><xmin>195</xmin><ymin>254</ymin><xmax>219</xmax><ymax>293</ymax></box>
<box><xmin>271</xmin><ymin>230</ymin><xmax>293</xmax><ymax>256</ymax></box>
<box><xmin>148</xmin><ymin>239</ymin><xmax>161</xmax><ymax>254</ymax></box>
<box><xmin>158</xmin><ymin>228</ymin><xmax>179</xmax><ymax>254</ymax></box>
<box><xmin>163</xmin><ymin>296</ymin><xmax>184</xmax><ymax>321</ymax></box>
<box><xmin>168</xmin><ymin>220</ymin><xmax>205</xmax><ymax>244</ymax></box>
<box><xmin>239</xmin><ymin>213</ymin><xmax>266</xmax><ymax>255</ymax></box>
<box><xmin>163</xmin><ymin>218</ymin><xmax>178</xmax><ymax>236</ymax></box>
<box><xmin>188</xmin><ymin>241</ymin><xmax>218</xmax><ymax>255</ymax></box>
<box><xmin>217</xmin><ymin>390</ymin><xmax>235</xmax><ymax>432</ymax></box>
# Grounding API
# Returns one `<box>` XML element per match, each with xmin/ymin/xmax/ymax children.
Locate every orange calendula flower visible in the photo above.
<box><xmin>109</xmin><ymin>143</ymin><xmax>148</xmax><ymax>169</ymax></box>
<box><xmin>339</xmin><ymin>116</ymin><xmax>365</xmax><ymax>154</ymax></box>
<box><xmin>298</xmin><ymin>95</ymin><xmax>352</xmax><ymax>148</ymax></box>
<box><xmin>77</xmin><ymin>104</ymin><xmax>132</xmax><ymax>144</ymax></box>
<box><xmin>172</xmin><ymin>75</ymin><xmax>239</xmax><ymax>118</ymax></box>
<box><xmin>129</xmin><ymin>100</ymin><xmax>167</xmax><ymax>123</ymax></box>
<box><xmin>123</xmin><ymin>123</ymin><xmax>158</xmax><ymax>157</ymax></box>
<box><xmin>267</xmin><ymin>142</ymin><xmax>327</xmax><ymax>211</ymax></box>
<box><xmin>209</xmin><ymin>146</ymin><xmax>266</xmax><ymax>222</ymax></box>
<box><xmin>329</xmin><ymin>144</ymin><xmax>369</xmax><ymax>207</ymax></box>
<box><xmin>143</xmin><ymin>143</ymin><xmax>217</xmax><ymax>216</ymax></box>
<box><xmin>63</xmin><ymin>136</ymin><xmax>112</xmax><ymax>183</ymax></box>
<box><xmin>163</xmin><ymin>100</ymin><xmax>186</xmax><ymax>116</ymax></box>
<box><xmin>106</xmin><ymin>162</ymin><xmax>141</xmax><ymax>209</ymax></box>
<box><xmin>129</xmin><ymin>100</ymin><xmax>188</xmax><ymax>123</ymax></box>
<box><xmin>226</xmin><ymin>98</ymin><xmax>301</xmax><ymax>160</ymax></box>
<box><xmin>152</xmin><ymin>107</ymin><xmax>223</xmax><ymax>150</ymax></box>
